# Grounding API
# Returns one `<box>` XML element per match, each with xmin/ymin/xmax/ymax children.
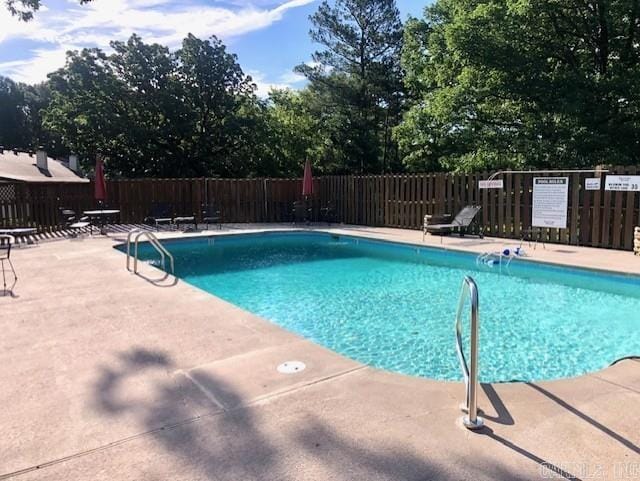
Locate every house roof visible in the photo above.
<box><xmin>0</xmin><ymin>150</ymin><xmax>89</xmax><ymax>183</ymax></box>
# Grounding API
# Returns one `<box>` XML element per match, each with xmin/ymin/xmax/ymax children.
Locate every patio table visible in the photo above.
<box><xmin>0</xmin><ymin>228</ymin><xmax>38</xmax><ymax>246</ymax></box>
<box><xmin>83</xmin><ymin>209</ymin><xmax>121</xmax><ymax>235</ymax></box>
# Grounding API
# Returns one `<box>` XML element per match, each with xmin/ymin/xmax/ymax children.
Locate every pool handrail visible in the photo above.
<box><xmin>125</xmin><ymin>228</ymin><xmax>143</xmax><ymax>272</ymax></box>
<box><xmin>455</xmin><ymin>276</ymin><xmax>484</xmax><ymax>430</ymax></box>
<box><xmin>126</xmin><ymin>229</ymin><xmax>174</xmax><ymax>275</ymax></box>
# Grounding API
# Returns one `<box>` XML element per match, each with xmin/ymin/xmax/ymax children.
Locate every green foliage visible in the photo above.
<box><xmin>108</xmin><ymin>36</ymin><xmax>187</xmax><ymax>177</ymax></box>
<box><xmin>37</xmin><ymin>0</ymin><xmax>407</xmax><ymax>178</ymax></box>
<box><xmin>261</xmin><ymin>86</ymin><xmax>369</xmax><ymax>176</ymax></box>
<box><xmin>43</xmin><ymin>34</ymin><xmax>264</xmax><ymax>177</ymax></box>
<box><xmin>0</xmin><ymin>75</ymin><xmax>61</xmax><ymax>153</ymax></box>
<box><xmin>8</xmin><ymin>0</ymin><xmax>640</xmax><ymax>176</ymax></box>
<box><xmin>44</xmin><ymin>48</ymin><xmax>129</xmax><ymax>170</ymax></box>
<box><xmin>398</xmin><ymin>0</ymin><xmax>640</xmax><ymax>172</ymax></box>
<box><xmin>0</xmin><ymin>76</ymin><xmax>29</xmax><ymax>148</ymax></box>
<box><xmin>296</xmin><ymin>0</ymin><xmax>405</xmax><ymax>173</ymax></box>
<box><xmin>261</xmin><ymin>89</ymin><xmax>318</xmax><ymax>176</ymax></box>
<box><xmin>176</xmin><ymin>34</ymin><xmax>259</xmax><ymax>177</ymax></box>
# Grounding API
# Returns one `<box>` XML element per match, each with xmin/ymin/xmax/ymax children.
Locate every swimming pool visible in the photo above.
<box><xmin>124</xmin><ymin>231</ymin><xmax>640</xmax><ymax>383</ymax></box>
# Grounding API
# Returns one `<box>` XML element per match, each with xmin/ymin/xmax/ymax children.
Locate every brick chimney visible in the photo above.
<box><xmin>36</xmin><ymin>147</ymin><xmax>48</xmax><ymax>171</ymax></box>
<box><xmin>68</xmin><ymin>154</ymin><xmax>79</xmax><ymax>173</ymax></box>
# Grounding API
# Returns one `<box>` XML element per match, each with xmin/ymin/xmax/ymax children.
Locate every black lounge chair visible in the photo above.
<box><xmin>145</xmin><ymin>203</ymin><xmax>173</xmax><ymax>231</ymax></box>
<box><xmin>201</xmin><ymin>204</ymin><xmax>222</xmax><ymax>230</ymax></box>
<box><xmin>173</xmin><ymin>209</ymin><xmax>197</xmax><ymax>232</ymax></box>
<box><xmin>0</xmin><ymin>234</ymin><xmax>17</xmax><ymax>294</ymax></box>
<box><xmin>320</xmin><ymin>202</ymin><xmax>337</xmax><ymax>225</ymax></box>
<box><xmin>292</xmin><ymin>201</ymin><xmax>310</xmax><ymax>224</ymax></box>
<box><xmin>423</xmin><ymin>205</ymin><xmax>482</xmax><ymax>241</ymax></box>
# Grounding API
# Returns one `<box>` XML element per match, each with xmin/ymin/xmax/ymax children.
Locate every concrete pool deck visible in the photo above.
<box><xmin>1</xmin><ymin>224</ymin><xmax>639</xmax><ymax>481</ymax></box>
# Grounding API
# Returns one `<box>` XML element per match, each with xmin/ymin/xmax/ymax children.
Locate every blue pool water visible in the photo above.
<box><xmin>124</xmin><ymin>232</ymin><xmax>640</xmax><ymax>382</ymax></box>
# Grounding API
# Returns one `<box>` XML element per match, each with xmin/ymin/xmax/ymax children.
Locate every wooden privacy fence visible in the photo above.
<box><xmin>0</xmin><ymin>178</ymin><xmax>304</xmax><ymax>230</ymax></box>
<box><xmin>1</xmin><ymin>167</ymin><xmax>639</xmax><ymax>250</ymax></box>
<box><xmin>0</xmin><ymin>182</ymin><xmax>93</xmax><ymax>231</ymax></box>
<box><xmin>321</xmin><ymin>166</ymin><xmax>640</xmax><ymax>250</ymax></box>
<box><xmin>109</xmin><ymin>178</ymin><xmax>303</xmax><ymax>224</ymax></box>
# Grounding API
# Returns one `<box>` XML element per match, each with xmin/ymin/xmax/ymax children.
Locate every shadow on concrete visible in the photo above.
<box><xmin>478</xmin><ymin>426</ymin><xmax>584</xmax><ymax>481</ymax></box>
<box><xmin>90</xmin><ymin>347</ymin><xmax>533</xmax><ymax>481</ymax></box>
<box><xmin>295</xmin><ymin>418</ymin><xmax>450</xmax><ymax>481</ymax></box>
<box><xmin>527</xmin><ymin>383</ymin><xmax>640</xmax><ymax>455</ymax></box>
<box><xmin>94</xmin><ymin>348</ymin><xmax>173</xmax><ymax>415</ymax></box>
<box><xmin>480</xmin><ymin>383</ymin><xmax>514</xmax><ymax>426</ymax></box>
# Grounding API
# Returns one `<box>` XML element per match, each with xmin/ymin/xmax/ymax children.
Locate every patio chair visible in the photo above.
<box><xmin>0</xmin><ymin>235</ymin><xmax>17</xmax><ymax>294</ymax></box>
<box><xmin>320</xmin><ymin>202</ymin><xmax>337</xmax><ymax>225</ymax></box>
<box><xmin>173</xmin><ymin>208</ymin><xmax>197</xmax><ymax>232</ymax></box>
<box><xmin>201</xmin><ymin>204</ymin><xmax>222</xmax><ymax>230</ymax></box>
<box><xmin>292</xmin><ymin>201</ymin><xmax>310</xmax><ymax>224</ymax></box>
<box><xmin>59</xmin><ymin>207</ymin><xmax>91</xmax><ymax>236</ymax></box>
<box><xmin>423</xmin><ymin>205</ymin><xmax>482</xmax><ymax>242</ymax></box>
<box><xmin>145</xmin><ymin>203</ymin><xmax>173</xmax><ymax>231</ymax></box>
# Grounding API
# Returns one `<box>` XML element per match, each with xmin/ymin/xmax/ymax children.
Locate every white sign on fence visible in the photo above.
<box><xmin>532</xmin><ymin>177</ymin><xmax>569</xmax><ymax>229</ymax></box>
<box><xmin>604</xmin><ymin>175</ymin><xmax>640</xmax><ymax>192</ymax></box>
<box><xmin>478</xmin><ymin>179</ymin><xmax>504</xmax><ymax>189</ymax></box>
<box><xmin>585</xmin><ymin>178</ymin><xmax>601</xmax><ymax>190</ymax></box>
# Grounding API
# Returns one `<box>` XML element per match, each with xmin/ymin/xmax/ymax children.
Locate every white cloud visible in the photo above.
<box><xmin>0</xmin><ymin>0</ymin><xmax>317</xmax><ymax>84</ymax></box>
<box><xmin>0</xmin><ymin>45</ymin><xmax>77</xmax><ymax>83</ymax></box>
<box><xmin>248</xmin><ymin>67</ymin><xmax>308</xmax><ymax>98</ymax></box>
<box><xmin>279</xmin><ymin>70</ymin><xmax>306</xmax><ymax>85</ymax></box>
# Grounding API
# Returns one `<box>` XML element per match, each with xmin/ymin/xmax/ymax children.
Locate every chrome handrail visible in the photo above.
<box><xmin>455</xmin><ymin>276</ymin><xmax>484</xmax><ymax>430</ymax></box>
<box><xmin>125</xmin><ymin>228</ymin><xmax>143</xmax><ymax>271</ymax></box>
<box><xmin>126</xmin><ymin>229</ymin><xmax>174</xmax><ymax>275</ymax></box>
<box><xmin>134</xmin><ymin>231</ymin><xmax>174</xmax><ymax>275</ymax></box>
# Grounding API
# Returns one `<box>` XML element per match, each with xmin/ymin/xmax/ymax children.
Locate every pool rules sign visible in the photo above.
<box><xmin>532</xmin><ymin>177</ymin><xmax>569</xmax><ymax>229</ymax></box>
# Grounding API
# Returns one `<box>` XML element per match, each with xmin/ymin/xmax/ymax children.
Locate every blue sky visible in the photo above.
<box><xmin>0</xmin><ymin>0</ymin><xmax>429</xmax><ymax>95</ymax></box>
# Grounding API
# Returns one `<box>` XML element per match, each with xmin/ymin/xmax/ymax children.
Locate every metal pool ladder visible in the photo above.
<box><xmin>126</xmin><ymin>229</ymin><xmax>174</xmax><ymax>275</ymax></box>
<box><xmin>455</xmin><ymin>276</ymin><xmax>484</xmax><ymax>430</ymax></box>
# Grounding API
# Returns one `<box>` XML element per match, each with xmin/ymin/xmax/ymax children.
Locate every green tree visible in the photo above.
<box><xmin>43</xmin><ymin>34</ymin><xmax>265</xmax><ymax>178</ymax></box>
<box><xmin>0</xmin><ymin>76</ymin><xmax>62</xmax><ymax>154</ymax></box>
<box><xmin>108</xmin><ymin>35</ymin><xmax>188</xmax><ymax>177</ymax></box>
<box><xmin>0</xmin><ymin>76</ymin><xmax>30</xmax><ymax>149</ymax></box>
<box><xmin>398</xmin><ymin>0</ymin><xmax>640</xmax><ymax>172</ymax></box>
<box><xmin>22</xmin><ymin>82</ymin><xmax>66</xmax><ymax>156</ymax></box>
<box><xmin>176</xmin><ymin>34</ymin><xmax>258</xmax><ymax>177</ymax></box>
<box><xmin>296</xmin><ymin>0</ymin><xmax>404</xmax><ymax>173</ymax></box>
<box><xmin>262</xmin><ymin>88</ymin><xmax>322</xmax><ymax>177</ymax></box>
<box><xmin>44</xmin><ymin>48</ymin><xmax>129</xmax><ymax>171</ymax></box>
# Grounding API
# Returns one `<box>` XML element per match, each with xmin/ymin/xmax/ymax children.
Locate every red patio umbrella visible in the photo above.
<box><xmin>302</xmin><ymin>159</ymin><xmax>314</xmax><ymax>197</ymax></box>
<box><xmin>95</xmin><ymin>156</ymin><xmax>107</xmax><ymax>202</ymax></box>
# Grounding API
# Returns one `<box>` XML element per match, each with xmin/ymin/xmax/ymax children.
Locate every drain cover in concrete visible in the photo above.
<box><xmin>277</xmin><ymin>361</ymin><xmax>306</xmax><ymax>374</ymax></box>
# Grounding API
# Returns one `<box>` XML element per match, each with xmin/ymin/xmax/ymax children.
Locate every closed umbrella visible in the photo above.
<box><xmin>95</xmin><ymin>156</ymin><xmax>107</xmax><ymax>203</ymax></box>
<box><xmin>300</xmin><ymin>159</ymin><xmax>314</xmax><ymax>224</ymax></box>
<box><xmin>302</xmin><ymin>159</ymin><xmax>314</xmax><ymax>197</ymax></box>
